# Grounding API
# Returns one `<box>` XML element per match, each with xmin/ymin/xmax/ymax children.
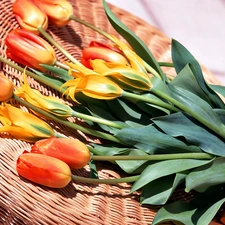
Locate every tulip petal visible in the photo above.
<box><xmin>17</xmin><ymin>153</ymin><xmax>71</xmax><ymax>188</ymax></box>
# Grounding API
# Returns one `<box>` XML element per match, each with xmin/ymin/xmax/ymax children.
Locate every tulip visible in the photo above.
<box><xmin>62</xmin><ymin>73</ymin><xmax>123</xmax><ymax>102</ymax></box>
<box><xmin>0</xmin><ymin>103</ymin><xmax>55</xmax><ymax>142</ymax></box>
<box><xmin>15</xmin><ymin>74</ymin><xmax>72</xmax><ymax>118</ymax></box>
<box><xmin>5</xmin><ymin>29</ymin><xmax>56</xmax><ymax>71</ymax></box>
<box><xmin>91</xmin><ymin>59</ymin><xmax>152</xmax><ymax>91</ymax></box>
<box><xmin>0</xmin><ymin>73</ymin><xmax>14</xmax><ymax>102</ymax></box>
<box><xmin>109</xmin><ymin>35</ymin><xmax>148</xmax><ymax>73</ymax></box>
<box><xmin>81</xmin><ymin>41</ymin><xmax>129</xmax><ymax>69</ymax></box>
<box><xmin>17</xmin><ymin>152</ymin><xmax>71</xmax><ymax>188</ymax></box>
<box><xmin>31</xmin><ymin>136</ymin><xmax>91</xmax><ymax>169</ymax></box>
<box><xmin>33</xmin><ymin>0</ymin><xmax>73</xmax><ymax>26</ymax></box>
<box><xmin>13</xmin><ymin>0</ymin><xmax>48</xmax><ymax>33</ymax></box>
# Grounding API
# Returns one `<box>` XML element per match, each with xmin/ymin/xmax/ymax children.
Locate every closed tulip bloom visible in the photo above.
<box><xmin>15</xmin><ymin>74</ymin><xmax>72</xmax><ymax>118</ymax></box>
<box><xmin>62</xmin><ymin>74</ymin><xmax>123</xmax><ymax>102</ymax></box>
<box><xmin>33</xmin><ymin>0</ymin><xmax>73</xmax><ymax>26</ymax></box>
<box><xmin>91</xmin><ymin>59</ymin><xmax>152</xmax><ymax>92</ymax></box>
<box><xmin>17</xmin><ymin>152</ymin><xmax>71</xmax><ymax>188</ymax></box>
<box><xmin>5</xmin><ymin>29</ymin><xmax>56</xmax><ymax>71</ymax></box>
<box><xmin>0</xmin><ymin>103</ymin><xmax>55</xmax><ymax>142</ymax></box>
<box><xmin>81</xmin><ymin>41</ymin><xmax>129</xmax><ymax>69</ymax></box>
<box><xmin>0</xmin><ymin>73</ymin><xmax>14</xmax><ymax>102</ymax></box>
<box><xmin>13</xmin><ymin>0</ymin><xmax>48</xmax><ymax>33</ymax></box>
<box><xmin>31</xmin><ymin>136</ymin><xmax>91</xmax><ymax>169</ymax></box>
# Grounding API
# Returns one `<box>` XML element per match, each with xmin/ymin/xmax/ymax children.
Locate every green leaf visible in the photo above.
<box><xmin>130</xmin><ymin>158</ymin><xmax>210</xmax><ymax>193</ymax></box>
<box><xmin>106</xmin><ymin>98</ymin><xmax>152</xmax><ymax>127</ymax></box>
<box><xmin>172</xmin><ymin>39</ymin><xmax>225</xmax><ymax>109</ymax></box>
<box><xmin>210</xmin><ymin>84</ymin><xmax>225</xmax><ymax>97</ymax></box>
<box><xmin>141</xmin><ymin>172</ymin><xmax>187</xmax><ymax>205</ymax></box>
<box><xmin>168</xmin><ymin>83</ymin><xmax>224</xmax><ymax>128</ymax></box>
<box><xmin>116</xmin><ymin>149</ymin><xmax>151</xmax><ymax>174</ymax></box>
<box><xmin>171</xmin><ymin>64</ymin><xmax>213</xmax><ymax>105</ymax></box>
<box><xmin>89</xmin><ymin>160</ymin><xmax>99</xmax><ymax>178</ymax></box>
<box><xmin>40</xmin><ymin>64</ymin><xmax>72</xmax><ymax>81</ymax></box>
<box><xmin>152</xmin><ymin>184</ymin><xmax>225</xmax><ymax>225</ymax></box>
<box><xmin>186</xmin><ymin>157</ymin><xmax>225</xmax><ymax>192</ymax></box>
<box><xmin>102</xmin><ymin>0</ymin><xmax>165</xmax><ymax>80</ymax></box>
<box><xmin>152</xmin><ymin>112</ymin><xmax>225</xmax><ymax>156</ymax></box>
<box><xmin>115</xmin><ymin>124</ymin><xmax>202</xmax><ymax>154</ymax></box>
<box><xmin>127</xmin><ymin>92</ymin><xmax>170</xmax><ymax>116</ymax></box>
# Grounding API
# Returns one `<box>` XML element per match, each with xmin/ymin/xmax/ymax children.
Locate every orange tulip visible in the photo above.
<box><xmin>5</xmin><ymin>29</ymin><xmax>56</xmax><ymax>71</ymax></box>
<box><xmin>17</xmin><ymin>151</ymin><xmax>72</xmax><ymax>188</ymax></box>
<box><xmin>31</xmin><ymin>136</ymin><xmax>91</xmax><ymax>169</ymax></box>
<box><xmin>13</xmin><ymin>0</ymin><xmax>48</xmax><ymax>33</ymax></box>
<box><xmin>33</xmin><ymin>0</ymin><xmax>73</xmax><ymax>26</ymax></box>
<box><xmin>0</xmin><ymin>73</ymin><xmax>14</xmax><ymax>102</ymax></box>
<box><xmin>81</xmin><ymin>41</ymin><xmax>129</xmax><ymax>69</ymax></box>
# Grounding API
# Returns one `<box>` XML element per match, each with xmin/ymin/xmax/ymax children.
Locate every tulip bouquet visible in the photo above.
<box><xmin>1</xmin><ymin>0</ymin><xmax>225</xmax><ymax>224</ymax></box>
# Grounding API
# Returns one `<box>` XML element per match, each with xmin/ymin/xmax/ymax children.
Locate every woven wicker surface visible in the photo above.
<box><xmin>0</xmin><ymin>0</ymin><xmax>221</xmax><ymax>225</ymax></box>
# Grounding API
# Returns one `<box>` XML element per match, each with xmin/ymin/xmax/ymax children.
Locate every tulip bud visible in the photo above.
<box><xmin>81</xmin><ymin>41</ymin><xmax>129</xmax><ymax>69</ymax></box>
<box><xmin>33</xmin><ymin>0</ymin><xmax>73</xmax><ymax>26</ymax></box>
<box><xmin>31</xmin><ymin>136</ymin><xmax>91</xmax><ymax>169</ymax></box>
<box><xmin>13</xmin><ymin>0</ymin><xmax>48</xmax><ymax>34</ymax></box>
<box><xmin>0</xmin><ymin>103</ymin><xmax>55</xmax><ymax>142</ymax></box>
<box><xmin>17</xmin><ymin>152</ymin><xmax>72</xmax><ymax>188</ymax></box>
<box><xmin>0</xmin><ymin>73</ymin><xmax>14</xmax><ymax>102</ymax></box>
<box><xmin>5</xmin><ymin>29</ymin><xmax>56</xmax><ymax>71</ymax></box>
<box><xmin>62</xmin><ymin>74</ymin><xmax>123</xmax><ymax>102</ymax></box>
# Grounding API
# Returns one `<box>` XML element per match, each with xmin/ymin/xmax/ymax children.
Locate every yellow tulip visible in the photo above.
<box><xmin>62</xmin><ymin>75</ymin><xmax>123</xmax><ymax>102</ymax></box>
<box><xmin>109</xmin><ymin>35</ymin><xmax>147</xmax><ymax>73</ymax></box>
<box><xmin>15</xmin><ymin>74</ymin><xmax>72</xmax><ymax>118</ymax></box>
<box><xmin>0</xmin><ymin>73</ymin><xmax>14</xmax><ymax>102</ymax></box>
<box><xmin>0</xmin><ymin>103</ymin><xmax>55</xmax><ymax>142</ymax></box>
<box><xmin>90</xmin><ymin>59</ymin><xmax>151</xmax><ymax>91</ymax></box>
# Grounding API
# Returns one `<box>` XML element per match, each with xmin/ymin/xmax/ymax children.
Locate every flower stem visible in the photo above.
<box><xmin>13</xmin><ymin>95</ymin><xmax>124</xmax><ymax>144</ymax></box>
<box><xmin>72</xmin><ymin>174</ymin><xmax>139</xmax><ymax>184</ymax></box>
<box><xmin>38</xmin><ymin>26</ymin><xmax>81</xmax><ymax>65</ymax></box>
<box><xmin>122</xmin><ymin>91</ymin><xmax>179</xmax><ymax>112</ymax></box>
<box><xmin>91</xmin><ymin>153</ymin><xmax>214</xmax><ymax>161</ymax></box>
<box><xmin>158</xmin><ymin>62</ymin><xmax>174</xmax><ymax>67</ymax></box>
<box><xmin>151</xmin><ymin>89</ymin><xmax>225</xmax><ymax>140</ymax></box>
<box><xmin>0</xmin><ymin>56</ymin><xmax>62</xmax><ymax>92</ymax></box>
<box><xmin>71</xmin><ymin>110</ymin><xmax>128</xmax><ymax>129</ymax></box>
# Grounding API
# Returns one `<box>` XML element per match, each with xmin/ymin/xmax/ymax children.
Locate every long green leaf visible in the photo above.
<box><xmin>130</xmin><ymin>158</ymin><xmax>211</xmax><ymax>193</ymax></box>
<box><xmin>102</xmin><ymin>0</ymin><xmax>165</xmax><ymax>79</ymax></box>
<box><xmin>186</xmin><ymin>157</ymin><xmax>225</xmax><ymax>192</ymax></box>
<box><xmin>172</xmin><ymin>39</ymin><xmax>225</xmax><ymax>109</ymax></box>
<box><xmin>141</xmin><ymin>172</ymin><xmax>186</xmax><ymax>205</ymax></box>
<box><xmin>115</xmin><ymin>124</ymin><xmax>202</xmax><ymax>154</ymax></box>
<box><xmin>153</xmin><ymin>112</ymin><xmax>225</xmax><ymax>156</ymax></box>
<box><xmin>171</xmin><ymin>64</ymin><xmax>213</xmax><ymax>105</ymax></box>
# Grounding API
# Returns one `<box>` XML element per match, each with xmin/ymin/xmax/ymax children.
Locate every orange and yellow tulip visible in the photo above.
<box><xmin>62</xmin><ymin>73</ymin><xmax>123</xmax><ymax>102</ymax></box>
<box><xmin>5</xmin><ymin>29</ymin><xmax>56</xmax><ymax>71</ymax></box>
<box><xmin>31</xmin><ymin>136</ymin><xmax>91</xmax><ymax>169</ymax></box>
<box><xmin>17</xmin><ymin>152</ymin><xmax>71</xmax><ymax>188</ymax></box>
<box><xmin>0</xmin><ymin>103</ymin><xmax>55</xmax><ymax>142</ymax></box>
<box><xmin>0</xmin><ymin>73</ymin><xmax>14</xmax><ymax>102</ymax></box>
<box><xmin>81</xmin><ymin>41</ymin><xmax>129</xmax><ymax>69</ymax></box>
<box><xmin>91</xmin><ymin>59</ymin><xmax>152</xmax><ymax>91</ymax></box>
<box><xmin>13</xmin><ymin>0</ymin><xmax>48</xmax><ymax>33</ymax></box>
<box><xmin>33</xmin><ymin>0</ymin><xmax>73</xmax><ymax>26</ymax></box>
<box><xmin>15</xmin><ymin>74</ymin><xmax>72</xmax><ymax>118</ymax></box>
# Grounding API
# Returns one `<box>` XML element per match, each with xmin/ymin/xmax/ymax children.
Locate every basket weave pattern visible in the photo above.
<box><xmin>0</xmin><ymin>0</ymin><xmax>219</xmax><ymax>224</ymax></box>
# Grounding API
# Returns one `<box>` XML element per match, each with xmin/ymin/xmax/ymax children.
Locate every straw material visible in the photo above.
<box><xmin>0</xmin><ymin>0</ymin><xmax>221</xmax><ymax>225</ymax></box>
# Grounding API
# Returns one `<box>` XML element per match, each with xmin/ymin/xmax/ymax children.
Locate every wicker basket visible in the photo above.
<box><xmin>0</xmin><ymin>0</ymin><xmax>221</xmax><ymax>225</ymax></box>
